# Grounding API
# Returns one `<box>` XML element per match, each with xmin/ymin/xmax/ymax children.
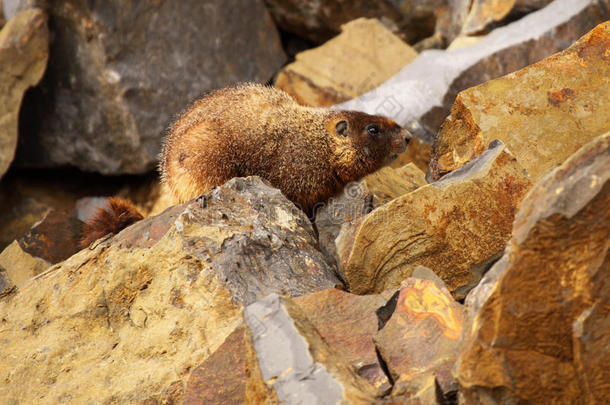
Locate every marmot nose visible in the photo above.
<box><xmin>401</xmin><ymin>128</ymin><xmax>412</xmax><ymax>145</ymax></box>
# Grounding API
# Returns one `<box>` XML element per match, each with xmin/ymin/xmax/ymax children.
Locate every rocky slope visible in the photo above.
<box><xmin>0</xmin><ymin>2</ymin><xmax>608</xmax><ymax>404</ymax></box>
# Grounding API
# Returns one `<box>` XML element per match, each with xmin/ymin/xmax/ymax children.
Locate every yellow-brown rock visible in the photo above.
<box><xmin>429</xmin><ymin>21</ymin><xmax>610</xmax><ymax>181</ymax></box>
<box><xmin>0</xmin><ymin>214</ymin><xmax>242</xmax><ymax>404</ymax></box>
<box><xmin>457</xmin><ymin>133</ymin><xmax>610</xmax><ymax>404</ymax></box>
<box><xmin>0</xmin><ymin>240</ymin><xmax>50</xmax><ymax>287</ymax></box>
<box><xmin>274</xmin><ymin>18</ymin><xmax>417</xmax><ymax>107</ymax></box>
<box><xmin>0</xmin><ymin>8</ymin><xmax>48</xmax><ymax>178</ymax></box>
<box><xmin>337</xmin><ymin>141</ymin><xmax>532</xmax><ymax>298</ymax></box>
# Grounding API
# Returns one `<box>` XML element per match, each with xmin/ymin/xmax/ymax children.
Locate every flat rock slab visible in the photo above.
<box><xmin>244</xmin><ymin>294</ymin><xmax>378</xmax><ymax>404</ymax></box>
<box><xmin>14</xmin><ymin>0</ymin><xmax>286</xmax><ymax>174</ymax></box>
<box><xmin>430</xmin><ymin>20</ymin><xmax>610</xmax><ymax>181</ymax></box>
<box><xmin>457</xmin><ymin>133</ymin><xmax>610</xmax><ymax>404</ymax></box>
<box><xmin>337</xmin><ymin>141</ymin><xmax>532</xmax><ymax>298</ymax></box>
<box><xmin>0</xmin><ymin>8</ymin><xmax>48</xmax><ymax>178</ymax></box>
<box><xmin>338</xmin><ymin>0</ymin><xmax>609</xmax><ymax>143</ymax></box>
<box><xmin>275</xmin><ymin>18</ymin><xmax>417</xmax><ymax>106</ymax></box>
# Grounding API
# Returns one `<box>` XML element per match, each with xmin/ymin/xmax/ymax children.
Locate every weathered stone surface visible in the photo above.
<box><xmin>15</xmin><ymin>0</ymin><xmax>285</xmax><ymax>174</ymax></box>
<box><xmin>17</xmin><ymin>209</ymin><xmax>83</xmax><ymax>264</ymax></box>
<box><xmin>275</xmin><ymin>18</ymin><xmax>417</xmax><ymax>106</ymax></box>
<box><xmin>0</xmin><ymin>197</ymin><xmax>51</xmax><ymax>251</ymax></box>
<box><xmin>184</xmin><ymin>325</ymin><xmax>248</xmax><ymax>405</ymax></box>
<box><xmin>337</xmin><ymin>141</ymin><xmax>532</xmax><ymax>298</ymax></box>
<box><xmin>124</xmin><ymin>176</ymin><xmax>340</xmax><ymax>305</ymax></box>
<box><xmin>375</xmin><ymin>278</ymin><xmax>463</xmax><ymax>399</ymax></box>
<box><xmin>338</xmin><ymin>0</ymin><xmax>609</xmax><ymax>143</ymax></box>
<box><xmin>0</xmin><ymin>8</ymin><xmax>48</xmax><ymax>178</ymax></box>
<box><xmin>244</xmin><ymin>294</ymin><xmax>378</xmax><ymax>404</ymax></box>
<box><xmin>0</xmin><ymin>215</ymin><xmax>242</xmax><ymax>404</ymax></box>
<box><xmin>430</xmin><ymin>20</ymin><xmax>610</xmax><ymax>181</ymax></box>
<box><xmin>0</xmin><ymin>176</ymin><xmax>344</xmax><ymax>403</ymax></box>
<box><xmin>0</xmin><ymin>240</ymin><xmax>50</xmax><ymax>287</ymax></box>
<box><xmin>294</xmin><ymin>288</ymin><xmax>397</xmax><ymax>393</ymax></box>
<box><xmin>316</xmin><ymin>163</ymin><xmax>426</xmax><ymax>266</ymax></box>
<box><xmin>457</xmin><ymin>133</ymin><xmax>610</xmax><ymax>404</ymax></box>
<box><xmin>264</xmin><ymin>0</ymin><xmax>447</xmax><ymax>44</ymax></box>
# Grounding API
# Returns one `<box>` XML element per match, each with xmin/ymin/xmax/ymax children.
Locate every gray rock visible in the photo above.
<box><xmin>117</xmin><ymin>176</ymin><xmax>340</xmax><ymax>306</ymax></box>
<box><xmin>337</xmin><ymin>0</ymin><xmax>609</xmax><ymax>143</ymax></box>
<box><xmin>15</xmin><ymin>0</ymin><xmax>286</xmax><ymax>174</ymax></box>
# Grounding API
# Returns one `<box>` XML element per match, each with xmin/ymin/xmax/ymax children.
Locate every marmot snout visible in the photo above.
<box><xmin>161</xmin><ymin>83</ymin><xmax>410</xmax><ymax>215</ymax></box>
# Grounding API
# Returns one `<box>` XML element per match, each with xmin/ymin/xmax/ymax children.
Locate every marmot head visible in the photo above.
<box><xmin>327</xmin><ymin>111</ymin><xmax>411</xmax><ymax>183</ymax></box>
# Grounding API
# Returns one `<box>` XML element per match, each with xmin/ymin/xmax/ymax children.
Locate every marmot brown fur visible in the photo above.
<box><xmin>161</xmin><ymin>83</ymin><xmax>410</xmax><ymax>214</ymax></box>
<box><xmin>82</xmin><ymin>83</ymin><xmax>410</xmax><ymax>244</ymax></box>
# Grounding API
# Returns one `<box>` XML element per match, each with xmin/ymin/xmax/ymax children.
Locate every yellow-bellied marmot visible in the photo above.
<box><xmin>81</xmin><ymin>83</ymin><xmax>410</xmax><ymax>247</ymax></box>
<box><xmin>161</xmin><ymin>83</ymin><xmax>410</xmax><ymax>214</ymax></box>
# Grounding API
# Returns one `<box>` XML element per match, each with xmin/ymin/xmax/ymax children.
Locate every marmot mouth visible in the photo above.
<box><xmin>390</xmin><ymin>154</ymin><xmax>398</xmax><ymax>161</ymax></box>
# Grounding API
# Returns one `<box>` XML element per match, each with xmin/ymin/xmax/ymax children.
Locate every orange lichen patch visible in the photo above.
<box><xmin>547</xmin><ymin>88</ymin><xmax>576</xmax><ymax>107</ymax></box>
<box><xmin>396</xmin><ymin>279</ymin><xmax>463</xmax><ymax>340</ymax></box>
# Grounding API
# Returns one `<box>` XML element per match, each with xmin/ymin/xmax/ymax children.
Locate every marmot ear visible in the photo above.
<box><xmin>335</xmin><ymin>120</ymin><xmax>348</xmax><ymax>136</ymax></box>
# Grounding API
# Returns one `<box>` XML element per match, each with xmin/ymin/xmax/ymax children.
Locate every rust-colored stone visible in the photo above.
<box><xmin>184</xmin><ymin>325</ymin><xmax>247</xmax><ymax>405</ymax></box>
<box><xmin>337</xmin><ymin>141</ymin><xmax>531</xmax><ymax>298</ymax></box>
<box><xmin>457</xmin><ymin>133</ymin><xmax>610</xmax><ymax>404</ymax></box>
<box><xmin>294</xmin><ymin>288</ymin><xmax>397</xmax><ymax>393</ymax></box>
<box><xmin>430</xmin><ymin>21</ymin><xmax>610</xmax><ymax>181</ymax></box>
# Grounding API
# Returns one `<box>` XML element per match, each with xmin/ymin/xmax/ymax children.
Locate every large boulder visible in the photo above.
<box><xmin>338</xmin><ymin>0</ymin><xmax>609</xmax><ymax>144</ymax></box>
<box><xmin>0</xmin><ymin>176</ymin><xmax>339</xmax><ymax>403</ymax></box>
<box><xmin>14</xmin><ymin>0</ymin><xmax>286</xmax><ymax>174</ymax></box>
<box><xmin>337</xmin><ymin>141</ymin><xmax>532</xmax><ymax>298</ymax></box>
<box><xmin>457</xmin><ymin>133</ymin><xmax>610</xmax><ymax>404</ymax></box>
<box><xmin>0</xmin><ymin>8</ymin><xmax>48</xmax><ymax>178</ymax></box>
<box><xmin>429</xmin><ymin>20</ymin><xmax>610</xmax><ymax>181</ymax></box>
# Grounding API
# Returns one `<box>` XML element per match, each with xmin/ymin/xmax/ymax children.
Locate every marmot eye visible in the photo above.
<box><xmin>367</xmin><ymin>124</ymin><xmax>380</xmax><ymax>135</ymax></box>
